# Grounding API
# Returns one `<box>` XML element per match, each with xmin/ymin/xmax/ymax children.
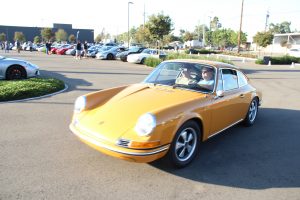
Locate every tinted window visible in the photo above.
<box><xmin>222</xmin><ymin>69</ymin><xmax>238</xmax><ymax>91</ymax></box>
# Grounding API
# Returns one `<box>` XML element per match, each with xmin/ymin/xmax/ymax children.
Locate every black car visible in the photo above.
<box><xmin>117</xmin><ymin>47</ymin><xmax>146</xmax><ymax>62</ymax></box>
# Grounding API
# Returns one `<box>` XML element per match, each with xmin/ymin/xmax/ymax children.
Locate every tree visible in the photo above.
<box><xmin>229</xmin><ymin>31</ymin><xmax>247</xmax><ymax>47</ymax></box>
<box><xmin>134</xmin><ymin>25</ymin><xmax>152</xmax><ymax>45</ymax></box>
<box><xmin>69</xmin><ymin>34</ymin><xmax>76</xmax><ymax>43</ymax></box>
<box><xmin>34</xmin><ymin>36</ymin><xmax>41</xmax><ymax>43</ymax></box>
<box><xmin>14</xmin><ymin>32</ymin><xmax>26</xmax><ymax>42</ymax></box>
<box><xmin>194</xmin><ymin>24</ymin><xmax>209</xmax><ymax>41</ymax></box>
<box><xmin>210</xmin><ymin>16</ymin><xmax>222</xmax><ymax>31</ymax></box>
<box><xmin>95</xmin><ymin>34</ymin><xmax>103</xmax><ymax>43</ymax></box>
<box><xmin>183</xmin><ymin>31</ymin><xmax>195</xmax><ymax>41</ymax></box>
<box><xmin>146</xmin><ymin>13</ymin><xmax>173</xmax><ymax>45</ymax></box>
<box><xmin>41</xmin><ymin>28</ymin><xmax>53</xmax><ymax>42</ymax></box>
<box><xmin>269</xmin><ymin>21</ymin><xmax>291</xmax><ymax>34</ymax></box>
<box><xmin>55</xmin><ymin>29</ymin><xmax>68</xmax><ymax>42</ymax></box>
<box><xmin>253</xmin><ymin>31</ymin><xmax>274</xmax><ymax>47</ymax></box>
<box><xmin>0</xmin><ymin>33</ymin><xmax>6</xmax><ymax>42</ymax></box>
<box><xmin>211</xmin><ymin>29</ymin><xmax>231</xmax><ymax>48</ymax></box>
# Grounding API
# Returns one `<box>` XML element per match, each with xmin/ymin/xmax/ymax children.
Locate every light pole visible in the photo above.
<box><xmin>237</xmin><ymin>0</ymin><xmax>244</xmax><ymax>53</ymax></box>
<box><xmin>76</xmin><ymin>31</ymin><xmax>80</xmax><ymax>42</ymax></box>
<box><xmin>128</xmin><ymin>1</ymin><xmax>133</xmax><ymax>48</ymax></box>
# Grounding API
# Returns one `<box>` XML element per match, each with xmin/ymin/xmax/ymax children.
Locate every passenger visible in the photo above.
<box><xmin>198</xmin><ymin>67</ymin><xmax>215</xmax><ymax>91</ymax></box>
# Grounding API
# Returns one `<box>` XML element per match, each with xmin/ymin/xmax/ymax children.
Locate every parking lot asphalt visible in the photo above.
<box><xmin>1</xmin><ymin>51</ymin><xmax>300</xmax><ymax>200</ymax></box>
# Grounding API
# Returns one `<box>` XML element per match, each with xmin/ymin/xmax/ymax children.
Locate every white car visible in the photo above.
<box><xmin>127</xmin><ymin>49</ymin><xmax>167</xmax><ymax>64</ymax></box>
<box><xmin>288</xmin><ymin>48</ymin><xmax>300</xmax><ymax>58</ymax></box>
<box><xmin>0</xmin><ymin>56</ymin><xmax>40</xmax><ymax>80</ymax></box>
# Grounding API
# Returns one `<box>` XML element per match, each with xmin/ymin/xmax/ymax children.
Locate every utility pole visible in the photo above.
<box><xmin>128</xmin><ymin>1</ymin><xmax>134</xmax><ymax>48</ymax></box>
<box><xmin>265</xmin><ymin>10</ymin><xmax>270</xmax><ymax>32</ymax></box>
<box><xmin>237</xmin><ymin>0</ymin><xmax>244</xmax><ymax>53</ymax></box>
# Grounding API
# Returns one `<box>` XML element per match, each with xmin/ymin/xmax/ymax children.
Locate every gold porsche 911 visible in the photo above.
<box><xmin>70</xmin><ymin>59</ymin><xmax>262</xmax><ymax>168</ymax></box>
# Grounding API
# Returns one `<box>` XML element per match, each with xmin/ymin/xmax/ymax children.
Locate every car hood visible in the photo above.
<box><xmin>78</xmin><ymin>83</ymin><xmax>206</xmax><ymax>141</ymax></box>
<box><xmin>3</xmin><ymin>57</ymin><xmax>25</xmax><ymax>62</ymax></box>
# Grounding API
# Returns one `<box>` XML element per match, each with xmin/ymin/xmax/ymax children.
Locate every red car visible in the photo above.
<box><xmin>56</xmin><ymin>45</ymin><xmax>74</xmax><ymax>55</ymax></box>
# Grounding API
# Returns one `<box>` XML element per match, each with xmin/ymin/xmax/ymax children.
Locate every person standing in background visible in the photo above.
<box><xmin>4</xmin><ymin>41</ymin><xmax>9</xmax><ymax>53</ymax></box>
<box><xmin>83</xmin><ymin>41</ymin><xmax>88</xmax><ymax>58</ymax></box>
<box><xmin>76</xmin><ymin>40</ymin><xmax>82</xmax><ymax>60</ymax></box>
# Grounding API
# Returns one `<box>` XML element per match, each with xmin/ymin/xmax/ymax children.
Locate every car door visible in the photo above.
<box><xmin>208</xmin><ymin>68</ymin><xmax>244</xmax><ymax>135</ymax></box>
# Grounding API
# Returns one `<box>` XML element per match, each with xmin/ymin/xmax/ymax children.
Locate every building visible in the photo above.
<box><xmin>0</xmin><ymin>23</ymin><xmax>94</xmax><ymax>43</ymax></box>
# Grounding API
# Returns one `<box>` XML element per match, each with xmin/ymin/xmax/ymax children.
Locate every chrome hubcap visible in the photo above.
<box><xmin>175</xmin><ymin>127</ymin><xmax>197</xmax><ymax>162</ymax></box>
<box><xmin>249</xmin><ymin>100</ymin><xmax>257</xmax><ymax>123</ymax></box>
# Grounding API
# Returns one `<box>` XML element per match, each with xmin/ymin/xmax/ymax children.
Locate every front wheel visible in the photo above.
<box><xmin>243</xmin><ymin>98</ymin><xmax>258</xmax><ymax>127</ymax></box>
<box><xmin>167</xmin><ymin>121</ymin><xmax>201</xmax><ymax>168</ymax></box>
<box><xmin>6</xmin><ymin>66</ymin><xmax>26</xmax><ymax>80</ymax></box>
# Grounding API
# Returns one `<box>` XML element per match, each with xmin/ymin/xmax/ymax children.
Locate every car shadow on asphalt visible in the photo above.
<box><xmin>39</xmin><ymin>69</ymin><xmax>93</xmax><ymax>92</ymax></box>
<box><xmin>150</xmin><ymin>108</ymin><xmax>300</xmax><ymax>189</ymax></box>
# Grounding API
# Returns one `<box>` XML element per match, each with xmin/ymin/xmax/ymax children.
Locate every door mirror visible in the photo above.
<box><xmin>216</xmin><ymin>90</ymin><xmax>224</xmax><ymax>98</ymax></box>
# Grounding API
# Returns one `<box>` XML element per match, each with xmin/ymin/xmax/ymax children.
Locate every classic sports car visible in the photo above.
<box><xmin>0</xmin><ymin>56</ymin><xmax>40</xmax><ymax>80</ymax></box>
<box><xmin>70</xmin><ymin>59</ymin><xmax>262</xmax><ymax>168</ymax></box>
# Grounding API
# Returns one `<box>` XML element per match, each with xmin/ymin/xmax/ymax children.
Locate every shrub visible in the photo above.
<box><xmin>271</xmin><ymin>56</ymin><xmax>299</xmax><ymax>64</ymax></box>
<box><xmin>184</xmin><ymin>49</ymin><xmax>217</xmax><ymax>55</ymax></box>
<box><xmin>255</xmin><ymin>56</ymin><xmax>299</xmax><ymax>65</ymax></box>
<box><xmin>144</xmin><ymin>57</ymin><xmax>162</xmax><ymax>67</ymax></box>
<box><xmin>255</xmin><ymin>59</ymin><xmax>265</xmax><ymax>64</ymax></box>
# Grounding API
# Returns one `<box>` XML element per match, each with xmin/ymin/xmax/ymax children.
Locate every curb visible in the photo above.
<box><xmin>0</xmin><ymin>83</ymin><xmax>69</xmax><ymax>103</ymax></box>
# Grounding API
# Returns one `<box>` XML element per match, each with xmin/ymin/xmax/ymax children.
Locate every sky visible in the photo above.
<box><xmin>1</xmin><ymin>0</ymin><xmax>299</xmax><ymax>42</ymax></box>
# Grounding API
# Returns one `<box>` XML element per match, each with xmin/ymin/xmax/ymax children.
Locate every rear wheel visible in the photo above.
<box><xmin>167</xmin><ymin>121</ymin><xmax>201</xmax><ymax>168</ymax></box>
<box><xmin>243</xmin><ymin>98</ymin><xmax>258</xmax><ymax>126</ymax></box>
<box><xmin>107</xmin><ymin>54</ymin><xmax>114</xmax><ymax>60</ymax></box>
<box><xmin>6</xmin><ymin>65</ymin><xmax>26</xmax><ymax>80</ymax></box>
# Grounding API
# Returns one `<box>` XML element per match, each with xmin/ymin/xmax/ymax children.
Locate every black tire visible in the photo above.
<box><xmin>167</xmin><ymin>120</ymin><xmax>201</xmax><ymax>168</ymax></box>
<box><xmin>140</xmin><ymin>58</ymin><xmax>145</xmax><ymax>64</ymax></box>
<box><xmin>243</xmin><ymin>98</ymin><xmax>258</xmax><ymax>127</ymax></box>
<box><xmin>6</xmin><ymin>65</ymin><xmax>26</xmax><ymax>80</ymax></box>
<box><xmin>107</xmin><ymin>54</ymin><xmax>114</xmax><ymax>60</ymax></box>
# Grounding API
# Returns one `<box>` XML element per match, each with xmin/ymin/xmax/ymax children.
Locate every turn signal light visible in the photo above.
<box><xmin>129</xmin><ymin>141</ymin><xmax>160</xmax><ymax>149</ymax></box>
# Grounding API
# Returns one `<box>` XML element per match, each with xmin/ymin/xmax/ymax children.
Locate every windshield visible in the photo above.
<box><xmin>143</xmin><ymin>61</ymin><xmax>216</xmax><ymax>93</ymax></box>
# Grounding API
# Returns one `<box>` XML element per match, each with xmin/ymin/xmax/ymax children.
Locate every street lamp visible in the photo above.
<box><xmin>76</xmin><ymin>31</ymin><xmax>80</xmax><ymax>42</ymax></box>
<box><xmin>128</xmin><ymin>1</ymin><xmax>133</xmax><ymax>48</ymax></box>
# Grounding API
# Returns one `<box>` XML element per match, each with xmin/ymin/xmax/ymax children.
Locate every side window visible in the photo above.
<box><xmin>222</xmin><ymin>69</ymin><xmax>238</xmax><ymax>91</ymax></box>
<box><xmin>237</xmin><ymin>71</ymin><xmax>248</xmax><ymax>87</ymax></box>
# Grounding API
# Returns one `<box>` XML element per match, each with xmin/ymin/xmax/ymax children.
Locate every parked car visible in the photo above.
<box><xmin>127</xmin><ymin>49</ymin><xmax>167</xmax><ymax>64</ymax></box>
<box><xmin>116</xmin><ymin>46</ymin><xmax>146</xmax><ymax>62</ymax></box>
<box><xmin>0</xmin><ymin>56</ymin><xmax>40</xmax><ymax>80</ymax></box>
<box><xmin>69</xmin><ymin>59</ymin><xmax>262</xmax><ymax>168</ymax></box>
<box><xmin>288</xmin><ymin>48</ymin><xmax>300</xmax><ymax>58</ymax></box>
<box><xmin>96</xmin><ymin>46</ymin><xmax>126</xmax><ymax>60</ymax></box>
<box><xmin>56</xmin><ymin>45</ymin><xmax>74</xmax><ymax>55</ymax></box>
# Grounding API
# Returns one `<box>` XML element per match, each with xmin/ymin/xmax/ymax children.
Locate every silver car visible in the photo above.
<box><xmin>0</xmin><ymin>56</ymin><xmax>40</xmax><ymax>80</ymax></box>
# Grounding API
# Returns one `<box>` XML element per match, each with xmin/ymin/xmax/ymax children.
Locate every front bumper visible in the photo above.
<box><xmin>69</xmin><ymin>123</ymin><xmax>170</xmax><ymax>163</ymax></box>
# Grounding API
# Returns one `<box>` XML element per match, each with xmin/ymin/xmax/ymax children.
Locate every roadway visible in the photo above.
<box><xmin>0</xmin><ymin>51</ymin><xmax>299</xmax><ymax>200</ymax></box>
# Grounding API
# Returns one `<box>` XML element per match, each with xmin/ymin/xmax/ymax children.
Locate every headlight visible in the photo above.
<box><xmin>74</xmin><ymin>96</ymin><xmax>86</xmax><ymax>113</ymax></box>
<box><xmin>134</xmin><ymin>113</ymin><xmax>156</xmax><ymax>136</ymax></box>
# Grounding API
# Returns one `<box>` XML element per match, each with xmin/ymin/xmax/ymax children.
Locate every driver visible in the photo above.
<box><xmin>175</xmin><ymin>67</ymin><xmax>198</xmax><ymax>85</ymax></box>
<box><xmin>198</xmin><ymin>67</ymin><xmax>215</xmax><ymax>91</ymax></box>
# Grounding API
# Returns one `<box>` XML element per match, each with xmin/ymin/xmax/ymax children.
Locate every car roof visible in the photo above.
<box><xmin>163</xmin><ymin>59</ymin><xmax>239</xmax><ymax>70</ymax></box>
